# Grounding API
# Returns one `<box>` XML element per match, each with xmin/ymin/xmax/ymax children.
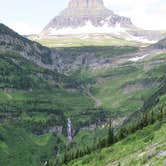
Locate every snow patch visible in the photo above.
<box><xmin>126</xmin><ymin>35</ymin><xmax>157</xmax><ymax>44</ymax></box>
<box><xmin>129</xmin><ymin>54</ymin><xmax>149</xmax><ymax>62</ymax></box>
<box><xmin>105</xmin><ymin>16</ymin><xmax>112</xmax><ymax>21</ymax></box>
<box><xmin>48</xmin><ymin>21</ymin><xmax>126</xmax><ymax>35</ymax></box>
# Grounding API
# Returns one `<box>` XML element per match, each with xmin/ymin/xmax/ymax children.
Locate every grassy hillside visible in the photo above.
<box><xmin>47</xmin><ymin>77</ymin><xmax>166</xmax><ymax>165</ymax></box>
<box><xmin>29</xmin><ymin>35</ymin><xmax>142</xmax><ymax>48</ymax></box>
<box><xmin>66</xmin><ymin>120</ymin><xmax>166</xmax><ymax>166</ymax></box>
<box><xmin>0</xmin><ymin>50</ymin><xmax>96</xmax><ymax>166</ymax></box>
<box><xmin>0</xmin><ymin>124</ymin><xmax>61</xmax><ymax>166</ymax></box>
<box><xmin>0</xmin><ymin>32</ymin><xmax>166</xmax><ymax>165</ymax></box>
<box><xmin>1</xmin><ymin>50</ymin><xmax>165</xmax><ymax>165</ymax></box>
<box><xmin>71</xmin><ymin>53</ymin><xmax>166</xmax><ymax>119</ymax></box>
<box><xmin>56</xmin><ymin>46</ymin><xmax>138</xmax><ymax>58</ymax></box>
<box><xmin>64</xmin><ymin>88</ymin><xmax>166</xmax><ymax>166</ymax></box>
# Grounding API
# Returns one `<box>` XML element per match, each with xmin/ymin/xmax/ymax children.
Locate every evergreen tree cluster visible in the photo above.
<box><xmin>46</xmin><ymin>103</ymin><xmax>165</xmax><ymax>166</ymax></box>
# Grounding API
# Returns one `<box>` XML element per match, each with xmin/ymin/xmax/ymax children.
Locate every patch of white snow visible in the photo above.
<box><xmin>129</xmin><ymin>54</ymin><xmax>149</xmax><ymax>62</ymax></box>
<box><xmin>49</xmin><ymin>21</ymin><xmax>126</xmax><ymax>35</ymax></box>
<box><xmin>126</xmin><ymin>35</ymin><xmax>157</xmax><ymax>44</ymax></box>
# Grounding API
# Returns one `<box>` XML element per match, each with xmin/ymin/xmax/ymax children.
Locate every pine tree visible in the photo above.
<box><xmin>63</xmin><ymin>147</ymin><xmax>68</xmax><ymax>164</ymax></box>
<box><xmin>107</xmin><ymin>120</ymin><xmax>114</xmax><ymax>146</ymax></box>
<box><xmin>93</xmin><ymin>123</ymin><xmax>97</xmax><ymax>150</ymax></box>
<box><xmin>150</xmin><ymin>110</ymin><xmax>155</xmax><ymax>124</ymax></box>
<box><xmin>158</xmin><ymin>107</ymin><xmax>163</xmax><ymax>120</ymax></box>
<box><xmin>118</xmin><ymin>127</ymin><xmax>126</xmax><ymax>140</ymax></box>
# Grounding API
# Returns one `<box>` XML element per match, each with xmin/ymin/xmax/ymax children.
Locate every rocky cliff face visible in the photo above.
<box><xmin>1</xmin><ymin>23</ymin><xmax>166</xmax><ymax>74</ymax></box>
<box><xmin>68</xmin><ymin>0</ymin><xmax>104</xmax><ymax>9</ymax></box>
<box><xmin>0</xmin><ymin>24</ymin><xmax>136</xmax><ymax>73</ymax></box>
<box><xmin>41</xmin><ymin>0</ymin><xmax>133</xmax><ymax>36</ymax></box>
<box><xmin>0</xmin><ymin>23</ymin><xmax>122</xmax><ymax>72</ymax></box>
<box><xmin>0</xmin><ymin>23</ymin><xmax>58</xmax><ymax>67</ymax></box>
<box><xmin>40</xmin><ymin>0</ymin><xmax>164</xmax><ymax>43</ymax></box>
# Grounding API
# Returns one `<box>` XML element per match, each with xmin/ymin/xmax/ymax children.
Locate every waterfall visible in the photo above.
<box><xmin>67</xmin><ymin>118</ymin><xmax>72</xmax><ymax>142</ymax></box>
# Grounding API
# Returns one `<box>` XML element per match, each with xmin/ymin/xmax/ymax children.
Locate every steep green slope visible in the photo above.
<box><xmin>71</xmin><ymin>53</ymin><xmax>166</xmax><ymax>119</ymax></box>
<box><xmin>0</xmin><ymin>50</ymin><xmax>94</xmax><ymax>117</ymax></box>
<box><xmin>66</xmin><ymin>120</ymin><xmax>166</xmax><ymax>166</ymax></box>
<box><xmin>0</xmin><ymin>124</ymin><xmax>59</xmax><ymax>166</ymax></box>
<box><xmin>56</xmin><ymin>46</ymin><xmax>138</xmax><ymax>58</ymax></box>
<box><xmin>47</xmin><ymin>77</ymin><xmax>166</xmax><ymax>165</ymax></box>
<box><xmin>0</xmin><ymin>50</ymin><xmax>95</xmax><ymax>166</ymax></box>
<box><xmin>64</xmin><ymin>90</ymin><xmax>166</xmax><ymax>166</ymax></box>
<box><xmin>0</xmin><ymin>24</ymin><xmax>166</xmax><ymax>166</ymax></box>
<box><xmin>0</xmin><ymin>50</ymin><xmax>165</xmax><ymax>166</ymax></box>
<box><xmin>0</xmin><ymin>23</ymin><xmax>54</xmax><ymax>65</ymax></box>
<box><xmin>1</xmin><ymin>50</ymin><xmax>165</xmax><ymax>166</ymax></box>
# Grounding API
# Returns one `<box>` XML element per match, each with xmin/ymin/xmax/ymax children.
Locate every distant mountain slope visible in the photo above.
<box><xmin>0</xmin><ymin>24</ymin><xmax>141</xmax><ymax>72</ymax></box>
<box><xmin>29</xmin><ymin>34</ymin><xmax>143</xmax><ymax>48</ymax></box>
<box><xmin>1</xmin><ymin>23</ymin><xmax>163</xmax><ymax>75</ymax></box>
<box><xmin>152</xmin><ymin>37</ymin><xmax>166</xmax><ymax>49</ymax></box>
<box><xmin>1</xmin><ymin>23</ymin><xmax>166</xmax><ymax>74</ymax></box>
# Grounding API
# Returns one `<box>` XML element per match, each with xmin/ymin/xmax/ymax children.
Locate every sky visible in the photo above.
<box><xmin>0</xmin><ymin>0</ymin><xmax>166</xmax><ymax>35</ymax></box>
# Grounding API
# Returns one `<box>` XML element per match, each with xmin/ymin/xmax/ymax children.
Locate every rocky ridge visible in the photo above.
<box><xmin>1</xmin><ymin>23</ymin><xmax>166</xmax><ymax>74</ymax></box>
<box><xmin>41</xmin><ymin>0</ymin><xmax>133</xmax><ymax>36</ymax></box>
<box><xmin>41</xmin><ymin>0</ymin><xmax>164</xmax><ymax>42</ymax></box>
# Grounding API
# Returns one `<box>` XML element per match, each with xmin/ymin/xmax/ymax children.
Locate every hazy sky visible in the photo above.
<box><xmin>0</xmin><ymin>0</ymin><xmax>166</xmax><ymax>34</ymax></box>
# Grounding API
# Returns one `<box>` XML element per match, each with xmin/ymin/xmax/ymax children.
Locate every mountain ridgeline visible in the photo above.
<box><xmin>0</xmin><ymin>24</ymin><xmax>140</xmax><ymax>73</ymax></box>
<box><xmin>42</xmin><ymin>0</ymin><xmax>133</xmax><ymax>34</ymax></box>
<box><xmin>41</xmin><ymin>0</ymin><xmax>164</xmax><ymax>43</ymax></box>
<box><xmin>152</xmin><ymin>38</ymin><xmax>166</xmax><ymax>49</ymax></box>
<box><xmin>0</xmin><ymin>23</ymin><xmax>55</xmax><ymax>65</ymax></box>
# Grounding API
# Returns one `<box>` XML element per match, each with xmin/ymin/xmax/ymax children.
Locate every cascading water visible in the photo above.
<box><xmin>67</xmin><ymin>118</ymin><xmax>72</xmax><ymax>142</ymax></box>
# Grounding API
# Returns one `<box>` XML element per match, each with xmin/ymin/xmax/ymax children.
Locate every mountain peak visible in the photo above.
<box><xmin>41</xmin><ymin>0</ymin><xmax>134</xmax><ymax>36</ymax></box>
<box><xmin>68</xmin><ymin>0</ymin><xmax>104</xmax><ymax>9</ymax></box>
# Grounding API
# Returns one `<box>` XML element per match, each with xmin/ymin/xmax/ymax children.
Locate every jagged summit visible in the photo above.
<box><xmin>40</xmin><ymin>0</ymin><xmax>163</xmax><ymax>43</ymax></box>
<box><xmin>41</xmin><ymin>0</ymin><xmax>133</xmax><ymax>36</ymax></box>
<box><xmin>59</xmin><ymin>0</ymin><xmax>114</xmax><ymax>19</ymax></box>
<box><xmin>68</xmin><ymin>0</ymin><xmax>104</xmax><ymax>9</ymax></box>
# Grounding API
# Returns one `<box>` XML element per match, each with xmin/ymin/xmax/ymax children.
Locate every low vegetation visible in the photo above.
<box><xmin>0</xmin><ymin>43</ymin><xmax>165</xmax><ymax>166</ymax></box>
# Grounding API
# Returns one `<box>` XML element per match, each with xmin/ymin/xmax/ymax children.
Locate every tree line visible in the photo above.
<box><xmin>46</xmin><ymin>103</ymin><xmax>165</xmax><ymax>166</ymax></box>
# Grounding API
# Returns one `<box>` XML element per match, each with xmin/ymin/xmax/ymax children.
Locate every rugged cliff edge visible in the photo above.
<box><xmin>41</xmin><ymin>0</ymin><xmax>163</xmax><ymax>42</ymax></box>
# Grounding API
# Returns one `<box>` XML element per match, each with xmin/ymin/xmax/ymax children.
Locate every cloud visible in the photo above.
<box><xmin>104</xmin><ymin>0</ymin><xmax>166</xmax><ymax>30</ymax></box>
<box><xmin>1</xmin><ymin>0</ymin><xmax>165</xmax><ymax>35</ymax></box>
<box><xmin>6</xmin><ymin>22</ymin><xmax>42</xmax><ymax>35</ymax></box>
